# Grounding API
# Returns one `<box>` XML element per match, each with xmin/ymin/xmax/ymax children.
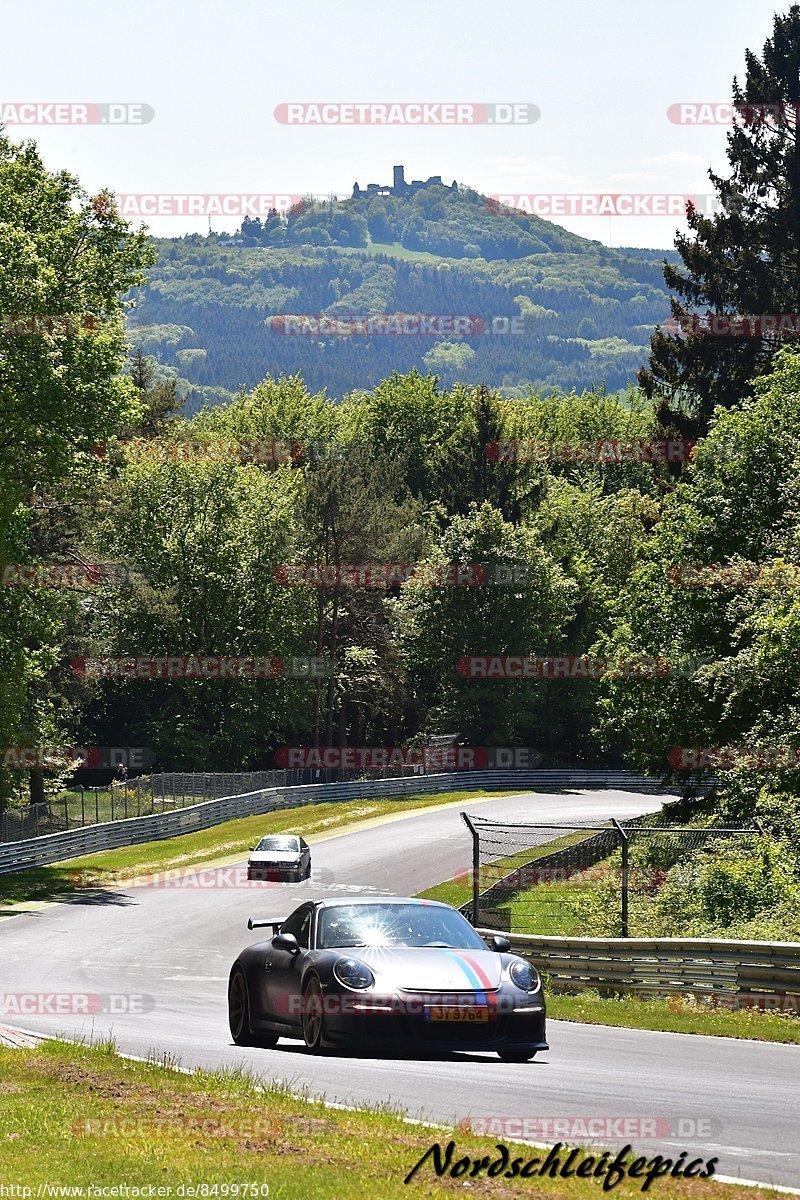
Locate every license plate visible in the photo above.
<box><xmin>426</xmin><ymin>1005</ymin><xmax>489</xmax><ymax>1023</ymax></box>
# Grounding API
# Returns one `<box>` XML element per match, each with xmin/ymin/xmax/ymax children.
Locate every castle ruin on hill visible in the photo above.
<box><xmin>352</xmin><ymin>165</ymin><xmax>458</xmax><ymax>198</ymax></box>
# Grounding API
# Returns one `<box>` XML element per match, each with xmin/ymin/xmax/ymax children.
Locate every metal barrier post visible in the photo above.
<box><xmin>612</xmin><ymin>819</ymin><xmax>629</xmax><ymax>937</ymax></box>
<box><xmin>461</xmin><ymin>812</ymin><xmax>480</xmax><ymax>927</ymax></box>
<box><xmin>79</xmin><ymin>786</ymin><xmax>85</xmax><ymax>827</ymax></box>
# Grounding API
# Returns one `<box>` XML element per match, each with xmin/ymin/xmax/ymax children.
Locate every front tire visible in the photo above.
<box><xmin>302</xmin><ymin>975</ymin><xmax>327</xmax><ymax>1052</ymax></box>
<box><xmin>497</xmin><ymin>1048</ymin><xmax>537</xmax><ymax>1062</ymax></box>
<box><xmin>228</xmin><ymin>967</ymin><xmax>278</xmax><ymax>1048</ymax></box>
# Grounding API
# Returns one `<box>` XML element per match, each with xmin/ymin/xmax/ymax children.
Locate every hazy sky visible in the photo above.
<box><xmin>0</xmin><ymin>0</ymin><xmax>783</xmax><ymax>247</ymax></box>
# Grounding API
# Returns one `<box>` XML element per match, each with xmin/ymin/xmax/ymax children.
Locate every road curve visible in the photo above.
<box><xmin>1</xmin><ymin>788</ymin><xmax>797</xmax><ymax>1190</ymax></box>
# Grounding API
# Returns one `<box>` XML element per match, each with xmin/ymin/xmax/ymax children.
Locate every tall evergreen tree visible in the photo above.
<box><xmin>639</xmin><ymin>6</ymin><xmax>800</xmax><ymax>437</ymax></box>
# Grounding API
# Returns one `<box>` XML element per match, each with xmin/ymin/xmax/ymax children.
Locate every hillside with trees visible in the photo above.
<box><xmin>129</xmin><ymin>184</ymin><xmax>679</xmax><ymax>407</ymax></box>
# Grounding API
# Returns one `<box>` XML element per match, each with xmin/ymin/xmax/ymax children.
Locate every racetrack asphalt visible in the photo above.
<box><xmin>1</xmin><ymin>787</ymin><xmax>797</xmax><ymax>1190</ymax></box>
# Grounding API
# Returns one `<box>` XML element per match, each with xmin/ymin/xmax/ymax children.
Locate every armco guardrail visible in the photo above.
<box><xmin>0</xmin><ymin>769</ymin><xmax>666</xmax><ymax>875</ymax></box>
<box><xmin>489</xmin><ymin>931</ymin><xmax>800</xmax><ymax>1005</ymax></box>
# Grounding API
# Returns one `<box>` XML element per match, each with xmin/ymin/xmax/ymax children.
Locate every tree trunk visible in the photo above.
<box><xmin>312</xmin><ymin>590</ymin><xmax>325</xmax><ymax>746</ymax></box>
<box><xmin>29</xmin><ymin>767</ymin><xmax>45</xmax><ymax>809</ymax></box>
<box><xmin>325</xmin><ymin>587</ymin><xmax>340</xmax><ymax>748</ymax></box>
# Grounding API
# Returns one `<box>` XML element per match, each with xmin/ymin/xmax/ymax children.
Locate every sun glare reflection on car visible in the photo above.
<box><xmin>316</xmin><ymin>903</ymin><xmax>487</xmax><ymax>951</ymax></box>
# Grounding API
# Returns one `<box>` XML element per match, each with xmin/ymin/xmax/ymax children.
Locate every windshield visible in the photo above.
<box><xmin>316</xmin><ymin>903</ymin><xmax>487</xmax><ymax>950</ymax></box>
<box><xmin>256</xmin><ymin>836</ymin><xmax>300</xmax><ymax>852</ymax></box>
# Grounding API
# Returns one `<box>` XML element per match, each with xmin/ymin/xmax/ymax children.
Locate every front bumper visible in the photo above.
<box><xmin>319</xmin><ymin>991</ymin><xmax>548</xmax><ymax>1052</ymax></box>
<box><xmin>247</xmin><ymin>864</ymin><xmax>303</xmax><ymax>882</ymax></box>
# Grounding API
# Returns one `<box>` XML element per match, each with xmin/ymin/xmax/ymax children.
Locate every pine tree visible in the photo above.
<box><xmin>639</xmin><ymin>6</ymin><xmax>800</xmax><ymax>437</ymax></box>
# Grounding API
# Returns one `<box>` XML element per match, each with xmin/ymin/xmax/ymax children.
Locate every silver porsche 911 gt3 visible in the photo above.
<box><xmin>228</xmin><ymin>896</ymin><xmax>547</xmax><ymax>1060</ymax></box>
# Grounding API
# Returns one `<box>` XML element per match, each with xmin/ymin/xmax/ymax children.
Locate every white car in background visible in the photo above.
<box><xmin>247</xmin><ymin>834</ymin><xmax>311</xmax><ymax>882</ymax></box>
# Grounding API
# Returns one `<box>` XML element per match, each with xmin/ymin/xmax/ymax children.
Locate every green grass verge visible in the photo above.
<box><xmin>0</xmin><ymin>1039</ymin><xmax>775</xmax><ymax>1199</ymax></box>
<box><xmin>0</xmin><ymin>790</ymin><xmax>524</xmax><ymax>913</ymax></box>
<box><xmin>548</xmin><ymin>990</ymin><xmax>800</xmax><ymax>1044</ymax></box>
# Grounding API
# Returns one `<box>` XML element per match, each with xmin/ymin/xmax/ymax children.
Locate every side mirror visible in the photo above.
<box><xmin>272</xmin><ymin>932</ymin><xmax>301</xmax><ymax>955</ymax></box>
<box><xmin>489</xmin><ymin>935</ymin><xmax>511</xmax><ymax>953</ymax></box>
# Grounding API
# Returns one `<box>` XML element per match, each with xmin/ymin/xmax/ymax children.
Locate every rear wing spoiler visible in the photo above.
<box><xmin>248</xmin><ymin>917</ymin><xmax>283</xmax><ymax>933</ymax></box>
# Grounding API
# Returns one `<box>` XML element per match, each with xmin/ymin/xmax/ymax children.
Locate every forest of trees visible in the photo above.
<box><xmin>4</xmin><ymin>9</ymin><xmax>800</xmax><ymax>937</ymax></box>
<box><xmin>128</xmin><ymin>196</ymin><xmax>677</xmax><ymax>406</ymax></box>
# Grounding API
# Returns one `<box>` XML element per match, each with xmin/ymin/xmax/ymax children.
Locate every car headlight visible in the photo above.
<box><xmin>333</xmin><ymin>958</ymin><xmax>374</xmax><ymax>990</ymax></box>
<box><xmin>509</xmin><ymin>960</ymin><xmax>541</xmax><ymax>992</ymax></box>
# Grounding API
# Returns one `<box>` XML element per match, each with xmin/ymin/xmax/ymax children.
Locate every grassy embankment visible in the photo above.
<box><xmin>0</xmin><ymin>1039</ymin><xmax>783</xmax><ymax>1200</ymax></box>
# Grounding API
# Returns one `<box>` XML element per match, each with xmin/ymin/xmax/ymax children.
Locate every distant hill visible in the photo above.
<box><xmin>127</xmin><ymin>182</ymin><xmax>679</xmax><ymax>409</ymax></box>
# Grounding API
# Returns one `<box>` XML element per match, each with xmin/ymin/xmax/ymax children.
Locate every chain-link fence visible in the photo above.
<box><xmin>0</xmin><ymin>787</ymin><xmax>150</xmax><ymax>842</ymax></box>
<box><xmin>0</xmin><ymin>761</ymin><xmax>441</xmax><ymax>843</ymax></box>
<box><xmin>462</xmin><ymin>812</ymin><xmax>763</xmax><ymax>936</ymax></box>
<box><xmin>0</xmin><ymin>802</ymin><xmax>51</xmax><ymax>843</ymax></box>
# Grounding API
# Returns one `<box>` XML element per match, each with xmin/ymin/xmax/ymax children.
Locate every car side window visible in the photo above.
<box><xmin>300</xmin><ymin>838</ymin><xmax>308</xmax><ymax>850</ymax></box>
<box><xmin>280</xmin><ymin>905</ymin><xmax>312</xmax><ymax>949</ymax></box>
